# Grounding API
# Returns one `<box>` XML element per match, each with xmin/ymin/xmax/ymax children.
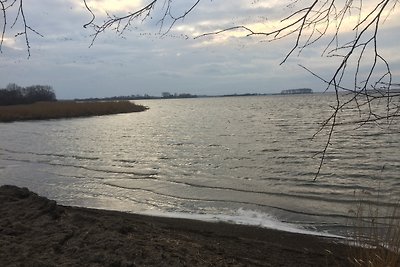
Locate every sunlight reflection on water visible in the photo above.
<box><xmin>0</xmin><ymin>94</ymin><xmax>399</xmax><ymax>236</ymax></box>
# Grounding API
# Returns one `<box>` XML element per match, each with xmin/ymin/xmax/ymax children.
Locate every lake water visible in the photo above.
<box><xmin>1</xmin><ymin>94</ymin><xmax>399</xmax><ymax>237</ymax></box>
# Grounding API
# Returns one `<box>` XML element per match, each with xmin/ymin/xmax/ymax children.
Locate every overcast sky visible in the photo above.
<box><xmin>1</xmin><ymin>0</ymin><xmax>399</xmax><ymax>99</ymax></box>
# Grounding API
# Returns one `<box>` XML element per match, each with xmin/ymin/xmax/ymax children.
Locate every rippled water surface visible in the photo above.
<box><xmin>1</xmin><ymin>95</ymin><xmax>399</xmax><ymax>236</ymax></box>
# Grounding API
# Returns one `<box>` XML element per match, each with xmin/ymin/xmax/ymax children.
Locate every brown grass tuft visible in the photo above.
<box><xmin>347</xmin><ymin>195</ymin><xmax>400</xmax><ymax>266</ymax></box>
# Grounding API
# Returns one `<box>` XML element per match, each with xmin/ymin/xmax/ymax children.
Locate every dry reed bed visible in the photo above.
<box><xmin>347</xmin><ymin>200</ymin><xmax>400</xmax><ymax>266</ymax></box>
<box><xmin>0</xmin><ymin>101</ymin><xmax>148</xmax><ymax>122</ymax></box>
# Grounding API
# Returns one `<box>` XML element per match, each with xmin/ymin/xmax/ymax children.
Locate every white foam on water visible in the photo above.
<box><xmin>140</xmin><ymin>208</ymin><xmax>344</xmax><ymax>239</ymax></box>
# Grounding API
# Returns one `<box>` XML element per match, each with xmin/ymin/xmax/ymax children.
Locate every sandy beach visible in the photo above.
<box><xmin>0</xmin><ymin>185</ymin><xmax>352</xmax><ymax>266</ymax></box>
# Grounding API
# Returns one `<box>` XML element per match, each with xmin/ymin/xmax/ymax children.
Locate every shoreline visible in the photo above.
<box><xmin>0</xmin><ymin>100</ymin><xmax>148</xmax><ymax>122</ymax></box>
<box><xmin>0</xmin><ymin>185</ymin><xmax>352</xmax><ymax>266</ymax></box>
<box><xmin>136</xmin><ymin>209</ymin><xmax>346</xmax><ymax>240</ymax></box>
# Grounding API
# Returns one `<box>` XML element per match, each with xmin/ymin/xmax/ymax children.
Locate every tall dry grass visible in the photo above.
<box><xmin>0</xmin><ymin>101</ymin><xmax>148</xmax><ymax>122</ymax></box>
<box><xmin>347</xmin><ymin>194</ymin><xmax>400</xmax><ymax>266</ymax></box>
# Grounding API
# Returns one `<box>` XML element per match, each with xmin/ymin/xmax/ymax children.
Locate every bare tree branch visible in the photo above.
<box><xmin>0</xmin><ymin>0</ymin><xmax>43</xmax><ymax>58</ymax></box>
<box><xmin>0</xmin><ymin>1</ymin><xmax>6</xmax><ymax>53</ymax></box>
<box><xmin>82</xmin><ymin>0</ymin><xmax>201</xmax><ymax>47</ymax></box>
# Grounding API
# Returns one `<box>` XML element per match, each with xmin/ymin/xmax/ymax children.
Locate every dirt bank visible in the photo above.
<box><xmin>0</xmin><ymin>185</ymin><xmax>350</xmax><ymax>266</ymax></box>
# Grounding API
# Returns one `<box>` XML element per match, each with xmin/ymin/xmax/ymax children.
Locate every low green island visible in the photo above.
<box><xmin>0</xmin><ymin>100</ymin><xmax>148</xmax><ymax>122</ymax></box>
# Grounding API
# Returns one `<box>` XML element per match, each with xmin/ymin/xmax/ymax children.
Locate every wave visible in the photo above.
<box><xmin>102</xmin><ymin>181</ymin><xmax>355</xmax><ymax>220</ymax></box>
<box><xmin>139</xmin><ymin>208</ymin><xmax>345</xmax><ymax>238</ymax></box>
<box><xmin>0</xmin><ymin>147</ymin><xmax>99</xmax><ymax>161</ymax></box>
<box><xmin>4</xmin><ymin>156</ymin><xmax>397</xmax><ymax>210</ymax></box>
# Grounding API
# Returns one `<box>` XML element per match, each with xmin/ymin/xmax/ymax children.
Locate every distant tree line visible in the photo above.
<box><xmin>161</xmin><ymin>92</ymin><xmax>198</xmax><ymax>99</ymax></box>
<box><xmin>76</xmin><ymin>92</ymin><xmax>200</xmax><ymax>102</ymax></box>
<box><xmin>76</xmin><ymin>94</ymin><xmax>158</xmax><ymax>102</ymax></box>
<box><xmin>0</xmin><ymin>83</ymin><xmax>56</xmax><ymax>105</ymax></box>
<box><xmin>281</xmin><ymin>88</ymin><xmax>313</xmax><ymax>95</ymax></box>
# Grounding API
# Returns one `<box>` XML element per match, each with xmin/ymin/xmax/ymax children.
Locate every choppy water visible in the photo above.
<box><xmin>1</xmin><ymin>95</ymin><xmax>399</xmax><ymax>236</ymax></box>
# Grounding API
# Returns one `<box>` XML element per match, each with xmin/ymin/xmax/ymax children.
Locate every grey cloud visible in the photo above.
<box><xmin>1</xmin><ymin>0</ymin><xmax>399</xmax><ymax>99</ymax></box>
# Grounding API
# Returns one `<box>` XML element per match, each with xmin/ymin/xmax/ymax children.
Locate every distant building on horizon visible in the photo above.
<box><xmin>280</xmin><ymin>88</ymin><xmax>313</xmax><ymax>95</ymax></box>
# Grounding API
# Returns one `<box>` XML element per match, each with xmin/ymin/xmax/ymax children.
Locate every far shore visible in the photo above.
<box><xmin>0</xmin><ymin>100</ymin><xmax>148</xmax><ymax>122</ymax></box>
<box><xmin>0</xmin><ymin>185</ymin><xmax>357</xmax><ymax>266</ymax></box>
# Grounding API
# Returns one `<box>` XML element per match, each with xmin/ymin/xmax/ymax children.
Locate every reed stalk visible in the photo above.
<box><xmin>347</xmin><ymin>194</ymin><xmax>400</xmax><ymax>266</ymax></box>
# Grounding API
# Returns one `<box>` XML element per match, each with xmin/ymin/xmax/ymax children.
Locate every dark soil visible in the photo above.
<box><xmin>0</xmin><ymin>185</ymin><xmax>352</xmax><ymax>266</ymax></box>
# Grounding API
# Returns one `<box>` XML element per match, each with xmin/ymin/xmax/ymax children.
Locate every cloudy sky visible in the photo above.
<box><xmin>1</xmin><ymin>0</ymin><xmax>399</xmax><ymax>99</ymax></box>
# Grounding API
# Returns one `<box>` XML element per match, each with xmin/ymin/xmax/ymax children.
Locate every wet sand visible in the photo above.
<box><xmin>0</xmin><ymin>185</ymin><xmax>352</xmax><ymax>266</ymax></box>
